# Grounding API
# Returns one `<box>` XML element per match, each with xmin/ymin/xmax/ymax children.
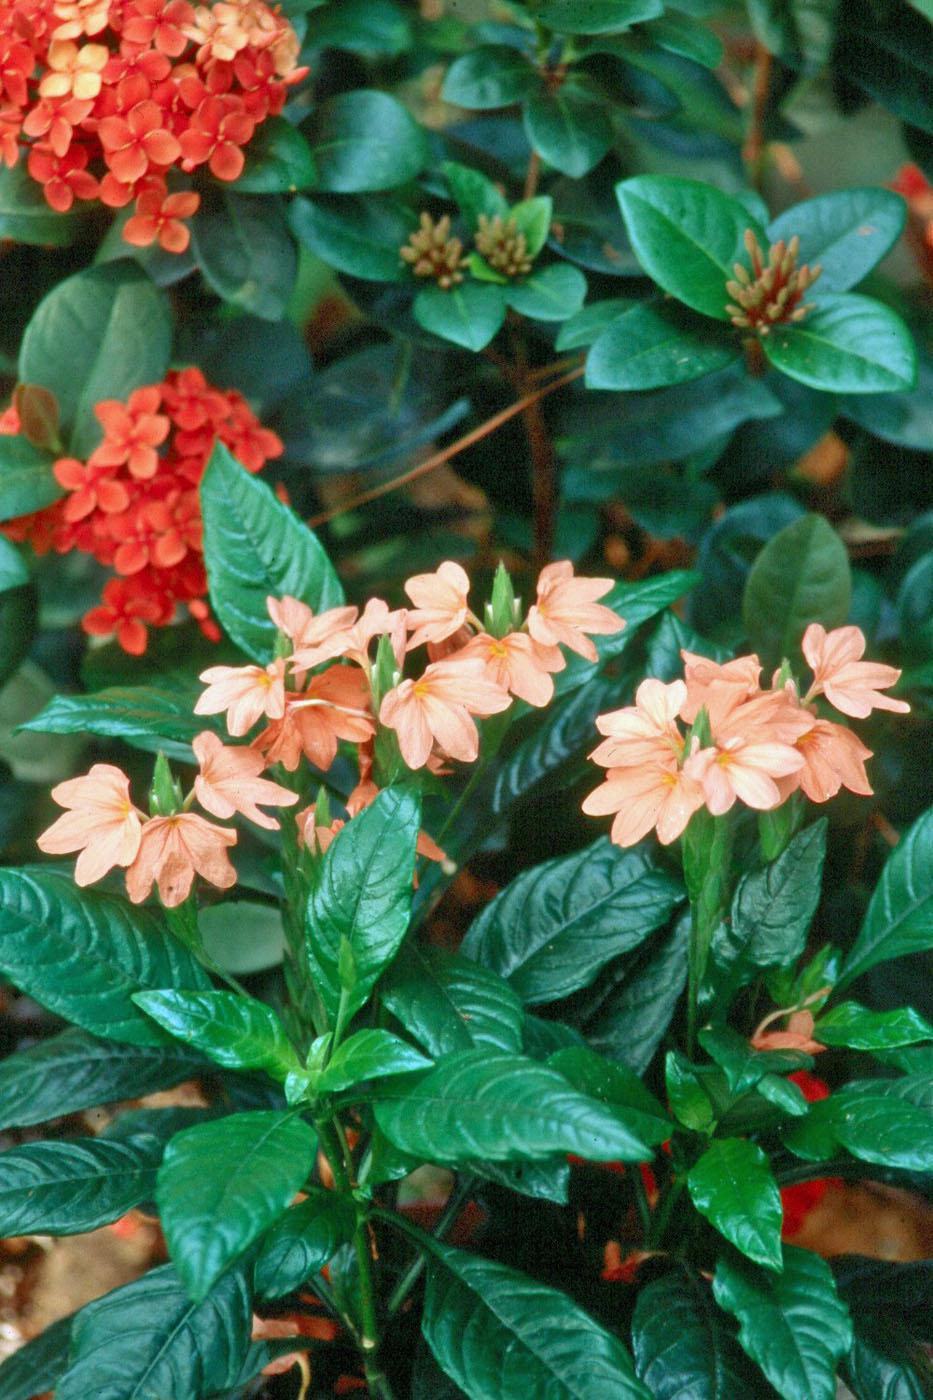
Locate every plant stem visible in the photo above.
<box><xmin>307</xmin><ymin>366</ymin><xmax>584</xmax><ymax>529</ymax></box>
<box><xmin>743</xmin><ymin>40</ymin><xmax>773</xmax><ymax>186</ymax></box>
<box><xmin>523</xmin><ymin>147</ymin><xmax>541</xmax><ymax>201</ymax></box>
<box><xmin>387</xmin><ymin>1174</ymin><xmax>473</xmax><ymax>1316</ymax></box>
<box><xmin>631</xmin><ymin>1164</ymin><xmax>652</xmax><ymax>1241</ymax></box>
<box><xmin>648</xmin><ymin>1175</ymin><xmax>685</xmax><ymax>1249</ymax></box>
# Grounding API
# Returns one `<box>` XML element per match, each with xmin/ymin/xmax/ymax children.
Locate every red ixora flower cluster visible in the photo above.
<box><xmin>0</xmin><ymin>367</ymin><xmax>282</xmax><ymax>654</ymax></box>
<box><xmin>0</xmin><ymin>0</ymin><xmax>306</xmax><ymax>252</ymax></box>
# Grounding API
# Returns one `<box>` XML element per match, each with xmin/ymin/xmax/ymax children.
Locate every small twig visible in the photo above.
<box><xmin>523</xmin><ymin>148</ymin><xmax>541</xmax><ymax>201</ymax></box>
<box><xmin>743</xmin><ymin>40</ymin><xmax>773</xmax><ymax>185</ymax></box>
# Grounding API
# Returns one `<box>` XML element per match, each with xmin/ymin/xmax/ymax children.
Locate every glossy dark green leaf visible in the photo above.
<box><xmin>0</xmin><ymin>1135</ymin><xmax>162</xmax><ymax>1235</ymax></box>
<box><xmin>21</xmin><ymin>686</ymin><xmax>216</xmax><ymax>749</ymax></box>
<box><xmin>0</xmin><ymin>539</ymin><xmax>28</xmax><ymax>592</ymax></box>
<box><xmin>687</xmin><ymin>1139</ymin><xmax>783</xmax><ymax>1270</ymax></box>
<box><xmin>441</xmin><ymin>46</ymin><xmax>537</xmax><ymax>109</ymax></box>
<box><xmin>413</xmin><ymin>282</ymin><xmax>506</xmax><ymax>350</ymax></box>
<box><xmin>506</xmin><ymin>262</ymin><xmax>587</xmax><ymax>321</ymax></box>
<box><xmin>665</xmin><ymin>1050</ymin><xmax>716</xmax><ymax>1132</ymax></box>
<box><xmin>310</xmin><ymin>89</ymin><xmax>428</xmax><ymax>191</ymax></box>
<box><xmin>728</xmin><ymin>821</ymin><xmax>827</xmax><ymax>969</ymax></box>
<box><xmin>585</xmin><ymin>299</ymin><xmax>737</xmax><ymax>389</ymax></box>
<box><xmin>303</xmin><ymin>0</ymin><xmax>410</xmax><ymax>52</ymax></box>
<box><xmin>838</xmin><ymin>806</ymin><xmax>933</xmax><ymax>989</ymax></box>
<box><xmin>254</xmin><ymin>1188</ymin><xmax>355</xmax><ymax>1299</ymax></box>
<box><xmin>442</xmin><ymin>160</ymin><xmax>509</xmax><ymax>228</ymax></box>
<box><xmin>0</xmin><ymin>164</ymin><xmax>79</xmax><ymax>246</ymax></box>
<box><xmin>815</xmin><ymin>1002</ymin><xmax>933</xmax><ymax>1050</ymax></box>
<box><xmin>157</xmin><ymin>1111</ymin><xmax>316</xmax><ymax>1301</ymax></box>
<box><xmin>56</xmin><ymin>1263</ymin><xmax>252</xmax><ymax>1400</ymax></box>
<box><xmin>743</xmin><ymin>515</ymin><xmax>851</xmax><ymax>667</ymax></box>
<box><xmin>306</xmin><ymin>786</ymin><xmax>419</xmax><ymax>1023</ymax></box>
<box><xmin>583</xmin><ymin>915</ymin><xmax>689</xmax><ymax>1074</ymax></box>
<box><xmin>768</xmin><ymin>189</ymin><xmax>907</xmax><ymax>295</ymax></box>
<box><xmin>374</xmin><ymin>1048</ymin><xmax>654</xmax><ymax>1163</ymax></box>
<box><xmin>19</xmin><ymin>263</ymin><xmax>172</xmax><ymax>457</ymax></box>
<box><xmin>233</xmin><ymin>116</ymin><xmax>316</xmax><ymax>193</ymax></box>
<box><xmin>556</xmin><ymin>298</ymin><xmax>634</xmax><ymax>350</ymax></box>
<box><xmin>381</xmin><ymin>942</ymin><xmax>525</xmax><ymax>1057</ymax></box>
<box><xmin>0</xmin><ymin>434</ymin><xmax>61</xmax><ymax>522</ymax></box>
<box><xmin>0</xmin><ymin>1314</ymin><xmax>72</xmax><ymax>1400</ymax></box>
<box><xmin>0</xmin><ymin>582</ymin><xmax>35</xmax><ymax>687</ymax></box>
<box><xmin>0</xmin><ymin>1028</ymin><xmax>206</xmax><ymax>1133</ymax></box>
<box><xmin>462</xmin><ymin>839</ymin><xmax>682</xmax><ymax>1006</ymax></box>
<box><xmin>289</xmin><ymin>192</ymin><xmax>412</xmax><ymax>282</ymax></box>
<box><xmin>841</xmin><ymin>353</ymin><xmax>933</xmax><ymax>451</ymax></box>
<box><xmin>641</xmin><ymin>14</ymin><xmax>724</xmax><ymax>67</ymax></box>
<box><xmin>713</xmin><ymin>1247</ymin><xmax>853</xmax><ymax>1400</ymax></box>
<box><xmin>316</xmin><ymin>1028</ymin><xmax>432</xmax><ymax>1094</ymax></box>
<box><xmin>200</xmin><ymin>439</ymin><xmax>344</xmax><ymax>662</ymax></box>
<box><xmin>784</xmin><ymin>1089</ymin><xmax>933</xmax><ymax>1173</ymax></box>
<box><xmin>632</xmin><ymin>1269</ymin><xmax>766</xmax><ymax>1400</ymax></box>
<box><xmin>747</xmin><ymin>0</ymin><xmax>840</xmax><ymax>71</ymax></box>
<box><xmin>837</xmin><ymin>0</ymin><xmax>933</xmax><ymax>135</ymax></box>
<box><xmin>422</xmin><ymin>1240</ymin><xmax>650</xmax><ymax>1398</ymax></box>
<box><xmin>133</xmin><ymin>990</ymin><xmax>300</xmax><ymax>1080</ymax></box>
<box><xmin>523</xmin><ymin>76</ymin><xmax>613</xmax><ymax>177</ymax></box>
<box><xmin>842</xmin><ymin>1322</ymin><xmax>933</xmax><ymax>1400</ymax></box>
<box><xmin>537</xmin><ymin>0</ymin><xmax>662</xmax><ymax>33</ymax></box>
<box><xmin>763</xmin><ymin>295</ymin><xmax>917</xmax><ymax>394</ymax></box>
<box><xmin>616</xmin><ymin>175</ymin><xmax>762</xmax><ymax>320</ymax></box>
<box><xmin>190</xmin><ymin>190</ymin><xmax>297</xmax><ymax>321</ymax></box>
<box><xmin>0</xmin><ymin>868</ymin><xmax>209</xmax><ymax>1046</ymax></box>
<box><xmin>546</xmin><ymin>1045</ymin><xmax>672</xmax><ymax>1143</ymax></box>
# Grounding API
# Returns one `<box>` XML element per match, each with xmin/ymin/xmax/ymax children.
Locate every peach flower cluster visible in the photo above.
<box><xmin>583</xmin><ymin>624</ymin><xmax>908</xmax><ymax>849</ymax></box>
<box><xmin>37</xmin><ymin>732</ymin><xmax>296</xmax><ymax>906</ymax></box>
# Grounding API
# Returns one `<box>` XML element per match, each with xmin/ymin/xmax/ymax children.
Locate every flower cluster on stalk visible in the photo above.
<box><xmin>0</xmin><ymin>0</ymin><xmax>305</xmax><ymax>251</ymax></box>
<box><xmin>0</xmin><ymin>368</ymin><xmax>283</xmax><ymax>653</ymax></box>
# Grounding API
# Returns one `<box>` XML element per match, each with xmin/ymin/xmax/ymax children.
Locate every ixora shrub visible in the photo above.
<box><xmin>0</xmin><ymin>450</ymin><xmax>929</xmax><ymax>1399</ymax></box>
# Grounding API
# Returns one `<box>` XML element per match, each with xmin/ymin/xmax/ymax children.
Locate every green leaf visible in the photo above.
<box><xmin>381</xmin><ymin>942</ymin><xmax>525</xmax><ymax>1057</ymax></box>
<box><xmin>510</xmin><ymin>196</ymin><xmax>553</xmax><ymax>257</ymax></box>
<box><xmin>306</xmin><ymin>786</ymin><xmax>419</xmax><ymax>1024</ymax></box>
<box><xmin>19</xmin><ymin>263</ymin><xmax>172</xmax><ymax>457</ymax></box>
<box><xmin>157</xmin><ymin>1111</ymin><xmax>316</xmax><ymax>1301</ymax></box>
<box><xmin>523</xmin><ymin>76</ymin><xmax>613</xmax><ymax>178</ymax></box>
<box><xmin>0</xmin><ymin>163</ymin><xmax>80</xmax><ymax>246</ymax></box>
<box><xmin>665</xmin><ymin>1050</ymin><xmax>716</xmax><ymax>1132</ymax></box>
<box><xmin>133</xmin><ymin>990</ymin><xmax>301</xmax><ymax>1080</ymax></box>
<box><xmin>632</xmin><ymin>1269</ymin><xmax>763</xmax><ymax>1399</ymax></box>
<box><xmin>763</xmin><ymin>295</ymin><xmax>917</xmax><ymax>394</ymax></box>
<box><xmin>232</xmin><ymin>116</ymin><xmax>316</xmax><ymax>194</ymax></box>
<box><xmin>0</xmin><ymin>1136</ymin><xmax>162</xmax><ymax>1236</ymax></box>
<box><xmin>0</xmin><ymin>1314</ymin><xmax>72</xmax><ymax>1400</ymax></box>
<box><xmin>842</xmin><ymin>1321</ymin><xmax>933</xmax><ymax>1400</ymax></box>
<box><xmin>303</xmin><ymin>0</ymin><xmax>411</xmax><ymax>53</ymax></box>
<box><xmin>289</xmin><ymin>192</ymin><xmax>413</xmax><ymax>282</ymax></box>
<box><xmin>461</xmin><ymin>839</ymin><xmax>683</xmax><ymax>1005</ymax></box>
<box><xmin>616</xmin><ymin>175</ymin><xmax>762</xmax><ymax>320</ymax></box>
<box><xmin>815</xmin><ymin>1002</ymin><xmax>933</xmax><ymax>1051</ymax></box>
<box><xmin>713</xmin><ymin>1247</ymin><xmax>853</xmax><ymax>1400</ymax></box>
<box><xmin>0</xmin><ymin>538</ymin><xmax>28</xmax><ymax>592</ymax></box>
<box><xmin>784</xmin><ymin>1090</ymin><xmax>933</xmax><ymax>1172</ymax></box>
<box><xmin>0</xmin><ymin>583</ymin><xmax>35</xmax><ymax>688</ymax></box>
<box><xmin>21</xmin><ymin>685</ymin><xmax>215</xmax><ymax>750</ymax></box>
<box><xmin>442</xmin><ymin>161</ymin><xmax>509</xmax><ymax>228</ymax></box>
<box><xmin>441</xmin><ymin>45</ymin><xmax>537</xmax><ymax>108</ymax></box>
<box><xmin>728</xmin><ymin>821</ymin><xmax>827</xmax><ymax>969</ymax></box>
<box><xmin>838</xmin><ymin>806</ymin><xmax>933</xmax><ymax>989</ymax></box>
<box><xmin>556</xmin><ymin>298</ymin><xmax>635</xmax><ymax>351</ymax></box>
<box><xmin>0</xmin><ymin>868</ymin><xmax>209</xmax><ymax>1046</ymax></box>
<box><xmin>374</xmin><ymin>1048</ymin><xmax>654</xmax><ymax>1163</ymax></box>
<box><xmin>190</xmin><ymin>190</ymin><xmax>297</xmax><ymax>321</ymax></box>
<box><xmin>546</xmin><ymin>1044</ymin><xmax>672</xmax><ymax>1143</ymax></box>
<box><xmin>583</xmin><ymin>915</ymin><xmax>689</xmax><ymax>1074</ymax></box>
<box><xmin>641</xmin><ymin>15</ymin><xmax>725</xmax><ymax>67</ymax></box>
<box><xmin>200</xmin><ymin>439</ymin><xmax>344</xmax><ymax>662</ymax></box>
<box><xmin>537</xmin><ymin>0</ymin><xmax>662</xmax><ymax>34</ymax></box>
<box><xmin>506</xmin><ymin>262</ymin><xmax>587</xmax><ymax>321</ymax></box>
<box><xmin>687</xmin><ymin>1139</ymin><xmax>783</xmax><ymax>1270</ymax></box>
<box><xmin>413</xmin><ymin>282</ymin><xmax>506</xmax><ymax>350</ymax></box>
<box><xmin>0</xmin><ymin>434</ymin><xmax>61</xmax><ymax>522</ymax></box>
<box><xmin>200</xmin><ymin>900</ymin><xmax>285</xmax><ymax>975</ymax></box>
<box><xmin>585</xmin><ymin>299</ymin><xmax>738</xmax><ymax>389</ymax></box>
<box><xmin>0</xmin><ymin>1028</ymin><xmax>206</xmax><ymax>1133</ymax></box>
<box><xmin>837</xmin><ymin>0</ymin><xmax>933</xmax><ymax>136</ymax></box>
<box><xmin>56</xmin><ymin>1263</ymin><xmax>252</xmax><ymax>1400</ymax></box>
<box><xmin>310</xmin><ymin>89</ymin><xmax>428</xmax><ymax>192</ymax></box>
<box><xmin>254</xmin><ymin>1189</ymin><xmax>355</xmax><ymax>1299</ymax></box>
<box><xmin>422</xmin><ymin>1239</ymin><xmax>651</xmax><ymax>1398</ymax></box>
<box><xmin>742</xmin><ymin>514</ymin><xmax>851</xmax><ymax>667</ymax></box>
<box><xmin>316</xmin><ymin>1028</ymin><xmax>432</xmax><ymax>1094</ymax></box>
<box><xmin>747</xmin><ymin>0</ymin><xmax>840</xmax><ymax>71</ymax></box>
<box><xmin>767</xmin><ymin>189</ymin><xmax>907</xmax><ymax>295</ymax></box>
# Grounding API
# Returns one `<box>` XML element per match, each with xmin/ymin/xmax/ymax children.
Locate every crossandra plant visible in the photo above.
<box><xmin>0</xmin><ymin>451</ymin><xmax>929</xmax><ymax>1400</ymax></box>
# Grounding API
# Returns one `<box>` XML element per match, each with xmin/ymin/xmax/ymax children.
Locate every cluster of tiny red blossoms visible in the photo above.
<box><xmin>583</xmin><ymin>627</ymin><xmax>909</xmax><ymax>849</ymax></box>
<box><xmin>0</xmin><ymin>367</ymin><xmax>283</xmax><ymax>653</ymax></box>
<box><xmin>0</xmin><ymin>0</ymin><xmax>306</xmax><ymax>251</ymax></box>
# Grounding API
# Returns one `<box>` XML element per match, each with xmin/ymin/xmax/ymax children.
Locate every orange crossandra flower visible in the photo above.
<box><xmin>527</xmin><ymin>560</ymin><xmax>624</xmax><ymax>661</ymax></box>
<box><xmin>457</xmin><ymin>631</ymin><xmax>563</xmax><ymax>707</ymax></box>
<box><xmin>752</xmin><ymin>1007</ymin><xmax>826</xmax><ymax>1055</ymax></box>
<box><xmin>802</xmin><ymin>624</ymin><xmax>910</xmax><ymax>718</ymax></box>
<box><xmin>779</xmin><ymin>718</ymin><xmax>873</xmax><ymax>803</ymax></box>
<box><xmin>404</xmin><ymin>561</ymin><xmax>471</xmax><ymax>650</ymax></box>
<box><xmin>582</xmin><ymin>761</ymin><xmax>705</xmax><ymax>847</ymax></box>
<box><xmin>590</xmin><ymin>679</ymin><xmax>687</xmax><ymax>768</ymax></box>
<box><xmin>195</xmin><ymin>658</ymin><xmax>287</xmax><ymax>736</ymax></box>
<box><xmin>255</xmin><ymin>666</ymin><xmax>374</xmax><ymax>772</ymax></box>
<box><xmin>192</xmin><ymin>731</ymin><xmax>298</xmax><ymax>830</ymax></box>
<box><xmin>267</xmin><ymin>594</ymin><xmax>359</xmax><ymax>658</ymax></box>
<box><xmin>37</xmin><ymin>764</ymin><xmax>144</xmax><ymax>884</ymax></box>
<box><xmin>125</xmin><ymin>811</ymin><xmax>237</xmax><ymax>907</ymax></box>
<box><xmin>321</xmin><ymin>596</ymin><xmax>407</xmax><ymax>670</ymax></box>
<box><xmin>295</xmin><ymin>802</ymin><xmax>343</xmax><ymax>854</ymax></box>
<box><xmin>679</xmin><ymin>651</ymin><xmax>761</xmax><ymax>726</ymax></box>
<box><xmin>685</xmin><ymin>735</ymin><xmax>804</xmax><ymax>815</ymax></box>
<box><xmin>379</xmin><ymin>657</ymin><xmax>511</xmax><ymax>770</ymax></box>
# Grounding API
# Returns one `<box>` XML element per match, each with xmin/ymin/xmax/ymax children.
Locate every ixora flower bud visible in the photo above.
<box><xmin>474</xmin><ymin>213</ymin><xmax>534</xmax><ymax>278</ymax></box>
<box><xmin>399</xmin><ymin>212</ymin><xmax>469</xmax><ymax>289</ymax></box>
<box><xmin>725</xmin><ymin>229</ymin><xmax>822</xmax><ymax>335</ymax></box>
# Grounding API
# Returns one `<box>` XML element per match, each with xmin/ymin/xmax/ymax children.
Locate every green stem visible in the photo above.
<box><xmin>387</xmin><ymin>1174</ymin><xmax>473</xmax><ymax>1316</ymax></box>
<box><xmin>631</xmin><ymin>1163</ymin><xmax>652</xmax><ymax>1242</ymax></box>
<box><xmin>648</xmin><ymin>1175</ymin><xmax>686</xmax><ymax>1249</ymax></box>
<box><xmin>681</xmin><ymin>811</ymin><xmax>735</xmax><ymax>1056</ymax></box>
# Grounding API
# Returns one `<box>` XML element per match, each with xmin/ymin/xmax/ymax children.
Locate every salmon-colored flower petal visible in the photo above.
<box><xmin>591</xmin><ymin>679</ymin><xmax>687</xmax><ymax>768</ymax></box>
<box><xmin>457</xmin><ymin>632</ymin><xmax>562</xmax><ymax>707</ymax></box>
<box><xmin>125</xmin><ymin>812</ymin><xmax>237</xmax><ymax>907</ymax></box>
<box><xmin>679</xmin><ymin>650</ymin><xmax>762</xmax><ymax>726</ymax></box>
<box><xmin>528</xmin><ymin>560</ymin><xmax>624</xmax><ymax>661</ymax></box>
<box><xmin>583</xmin><ymin>761</ymin><xmax>703</xmax><ymax>848</ymax></box>
<box><xmin>37</xmin><ymin>763</ymin><xmax>142</xmax><ymax>885</ymax></box>
<box><xmin>404</xmin><ymin>561</ymin><xmax>471</xmax><ymax>650</ymax></box>
<box><xmin>192</xmin><ymin>730</ymin><xmax>298</xmax><ymax>830</ymax></box>
<box><xmin>195</xmin><ymin>659</ymin><xmax>287</xmax><ymax>736</ymax></box>
<box><xmin>802</xmin><ymin>623</ymin><xmax>910</xmax><ymax>718</ymax></box>
<box><xmin>379</xmin><ymin>657</ymin><xmax>510</xmax><ymax>770</ymax></box>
